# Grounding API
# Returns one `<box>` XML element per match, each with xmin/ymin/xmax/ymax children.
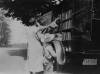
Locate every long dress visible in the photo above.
<box><xmin>25</xmin><ymin>25</ymin><xmax>44</xmax><ymax>72</ymax></box>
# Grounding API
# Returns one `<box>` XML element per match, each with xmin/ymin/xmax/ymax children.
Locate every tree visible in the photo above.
<box><xmin>2</xmin><ymin>0</ymin><xmax>64</xmax><ymax>26</ymax></box>
<box><xmin>0</xmin><ymin>15</ymin><xmax>10</xmax><ymax>47</ymax></box>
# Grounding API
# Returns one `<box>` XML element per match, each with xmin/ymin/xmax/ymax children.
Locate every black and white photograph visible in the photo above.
<box><xmin>0</xmin><ymin>0</ymin><xmax>100</xmax><ymax>74</ymax></box>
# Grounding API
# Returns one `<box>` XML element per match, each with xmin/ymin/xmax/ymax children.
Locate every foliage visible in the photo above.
<box><xmin>2</xmin><ymin>0</ymin><xmax>67</xmax><ymax>26</ymax></box>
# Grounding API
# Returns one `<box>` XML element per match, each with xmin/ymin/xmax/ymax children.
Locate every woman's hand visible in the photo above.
<box><xmin>44</xmin><ymin>33</ymin><xmax>55</xmax><ymax>42</ymax></box>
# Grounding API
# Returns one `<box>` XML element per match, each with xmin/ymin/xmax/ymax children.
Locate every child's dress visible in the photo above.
<box><xmin>25</xmin><ymin>25</ymin><xmax>44</xmax><ymax>72</ymax></box>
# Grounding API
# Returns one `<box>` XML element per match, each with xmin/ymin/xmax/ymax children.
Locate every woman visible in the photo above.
<box><xmin>37</xmin><ymin>27</ymin><xmax>66</xmax><ymax>72</ymax></box>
